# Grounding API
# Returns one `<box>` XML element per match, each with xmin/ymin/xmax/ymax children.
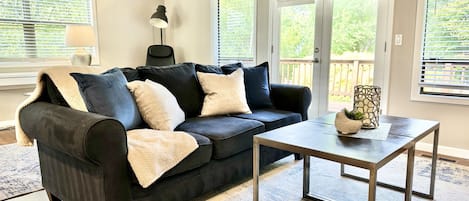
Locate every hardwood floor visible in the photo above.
<box><xmin>0</xmin><ymin>127</ymin><xmax>16</xmax><ymax>145</ymax></box>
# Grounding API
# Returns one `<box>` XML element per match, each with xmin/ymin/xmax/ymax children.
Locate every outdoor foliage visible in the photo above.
<box><xmin>424</xmin><ymin>0</ymin><xmax>469</xmax><ymax>60</ymax></box>
<box><xmin>280</xmin><ymin>0</ymin><xmax>377</xmax><ymax>59</ymax></box>
<box><xmin>218</xmin><ymin>0</ymin><xmax>255</xmax><ymax>60</ymax></box>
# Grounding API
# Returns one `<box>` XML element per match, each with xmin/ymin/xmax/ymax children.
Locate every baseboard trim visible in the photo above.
<box><xmin>416</xmin><ymin>142</ymin><xmax>469</xmax><ymax>160</ymax></box>
<box><xmin>0</xmin><ymin>120</ymin><xmax>15</xmax><ymax>130</ymax></box>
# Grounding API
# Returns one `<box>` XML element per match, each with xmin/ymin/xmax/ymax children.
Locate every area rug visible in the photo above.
<box><xmin>2</xmin><ymin>143</ymin><xmax>469</xmax><ymax>201</ymax></box>
<box><xmin>0</xmin><ymin>143</ymin><xmax>42</xmax><ymax>200</ymax></box>
<box><xmin>199</xmin><ymin>155</ymin><xmax>469</xmax><ymax>201</ymax></box>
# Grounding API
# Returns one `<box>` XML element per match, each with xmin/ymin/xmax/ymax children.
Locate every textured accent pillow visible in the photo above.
<box><xmin>195</xmin><ymin>62</ymin><xmax>243</xmax><ymax>74</ymax></box>
<box><xmin>222</xmin><ymin>62</ymin><xmax>273</xmax><ymax>109</ymax></box>
<box><xmin>127</xmin><ymin>80</ymin><xmax>185</xmax><ymax>131</ymax></box>
<box><xmin>137</xmin><ymin>63</ymin><xmax>203</xmax><ymax>118</ymax></box>
<box><xmin>70</xmin><ymin>68</ymin><xmax>143</xmax><ymax>130</ymax></box>
<box><xmin>197</xmin><ymin>68</ymin><xmax>251</xmax><ymax>117</ymax></box>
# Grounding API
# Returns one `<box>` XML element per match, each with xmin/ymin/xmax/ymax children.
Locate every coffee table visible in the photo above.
<box><xmin>253</xmin><ymin>115</ymin><xmax>439</xmax><ymax>201</ymax></box>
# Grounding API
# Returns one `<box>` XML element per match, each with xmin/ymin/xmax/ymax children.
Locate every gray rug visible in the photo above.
<box><xmin>0</xmin><ymin>143</ymin><xmax>42</xmax><ymax>200</ymax></box>
<box><xmin>200</xmin><ymin>155</ymin><xmax>469</xmax><ymax>201</ymax></box>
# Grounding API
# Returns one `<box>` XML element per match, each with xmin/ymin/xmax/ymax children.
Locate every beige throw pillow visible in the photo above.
<box><xmin>197</xmin><ymin>68</ymin><xmax>251</xmax><ymax>117</ymax></box>
<box><xmin>127</xmin><ymin>80</ymin><xmax>185</xmax><ymax>131</ymax></box>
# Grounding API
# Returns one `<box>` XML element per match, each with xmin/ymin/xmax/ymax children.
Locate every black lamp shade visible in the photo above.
<box><xmin>150</xmin><ymin>5</ymin><xmax>168</xmax><ymax>28</ymax></box>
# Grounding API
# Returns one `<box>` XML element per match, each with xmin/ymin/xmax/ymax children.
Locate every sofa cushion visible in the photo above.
<box><xmin>119</xmin><ymin>67</ymin><xmax>141</xmax><ymax>81</ymax></box>
<box><xmin>70</xmin><ymin>68</ymin><xmax>143</xmax><ymax>130</ymax></box>
<box><xmin>195</xmin><ymin>62</ymin><xmax>243</xmax><ymax>74</ymax></box>
<box><xmin>222</xmin><ymin>62</ymin><xmax>274</xmax><ymax>110</ymax></box>
<box><xmin>197</xmin><ymin>69</ymin><xmax>251</xmax><ymax>117</ymax></box>
<box><xmin>176</xmin><ymin>116</ymin><xmax>264</xmax><ymax>159</ymax></box>
<box><xmin>162</xmin><ymin>133</ymin><xmax>212</xmax><ymax>178</ymax></box>
<box><xmin>137</xmin><ymin>63</ymin><xmax>203</xmax><ymax>118</ymax></box>
<box><xmin>234</xmin><ymin>108</ymin><xmax>302</xmax><ymax>131</ymax></box>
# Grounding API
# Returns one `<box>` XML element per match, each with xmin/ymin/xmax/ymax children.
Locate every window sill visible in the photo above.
<box><xmin>410</xmin><ymin>92</ymin><xmax>469</xmax><ymax>106</ymax></box>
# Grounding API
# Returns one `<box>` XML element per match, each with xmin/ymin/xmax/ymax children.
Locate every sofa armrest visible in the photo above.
<box><xmin>270</xmin><ymin>83</ymin><xmax>312</xmax><ymax>120</ymax></box>
<box><xmin>19</xmin><ymin>102</ymin><xmax>131</xmax><ymax>201</ymax></box>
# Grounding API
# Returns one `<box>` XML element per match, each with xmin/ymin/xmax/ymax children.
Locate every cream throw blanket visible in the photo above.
<box><xmin>15</xmin><ymin>66</ymin><xmax>198</xmax><ymax>188</ymax></box>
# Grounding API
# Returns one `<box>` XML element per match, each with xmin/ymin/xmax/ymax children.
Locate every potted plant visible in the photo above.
<box><xmin>335</xmin><ymin>108</ymin><xmax>364</xmax><ymax>134</ymax></box>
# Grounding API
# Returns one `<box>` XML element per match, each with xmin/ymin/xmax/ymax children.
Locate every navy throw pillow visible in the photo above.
<box><xmin>137</xmin><ymin>63</ymin><xmax>203</xmax><ymax>118</ymax></box>
<box><xmin>119</xmin><ymin>67</ymin><xmax>141</xmax><ymax>82</ymax></box>
<box><xmin>222</xmin><ymin>62</ymin><xmax>273</xmax><ymax>109</ymax></box>
<box><xmin>70</xmin><ymin>68</ymin><xmax>143</xmax><ymax>130</ymax></box>
<box><xmin>195</xmin><ymin>62</ymin><xmax>243</xmax><ymax>74</ymax></box>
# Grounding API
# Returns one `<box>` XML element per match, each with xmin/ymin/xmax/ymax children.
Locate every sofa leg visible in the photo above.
<box><xmin>294</xmin><ymin>153</ymin><xmax>303</xmax><ymax>160</ymax></box>
<box><xmin>47</xmin><ymin>191</ymin><xmax>61</xmax><ymax>201</ymax></box>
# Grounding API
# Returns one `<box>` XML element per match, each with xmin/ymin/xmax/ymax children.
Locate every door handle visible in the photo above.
<box><xmin>313</xmin><ymin>58</ymin><xmax>320</xmax><ymax>63</ymax></box>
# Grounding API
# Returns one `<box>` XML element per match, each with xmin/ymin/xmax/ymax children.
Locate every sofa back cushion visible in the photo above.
<box><xmin>70</xmin><ymin>68</ymin><xmax>143</xmax><ymax>130</ymax></box>
<box><xmin>137</xmin><ymin>63</ymin><xmax>203</xmax><ymax>118</ymax></box>
<box><xmin>119</xmin><ymin>67</ymin><xmax>142</xmax><ymax>82</ymax></box>
<box><xmin>195</xmin><ymin>62</ymin><xmax>243</xmax><ymax>74</ymax></box>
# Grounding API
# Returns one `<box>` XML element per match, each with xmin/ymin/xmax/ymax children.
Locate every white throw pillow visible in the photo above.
<box><xmin>197</xmin><ymin>68</ymin><xmax>251</xmax><ymax>117</ymax></box>
<box><xmin>127</xmin><ymin>80</ymin><xmax>185</xmax><ymax>131</ymax></box>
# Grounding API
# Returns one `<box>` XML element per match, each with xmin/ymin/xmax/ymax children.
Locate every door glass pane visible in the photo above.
<box><xmin>328</xmin><ymin>0</ymin><xmax>377</xmax><ymax>112</ymax></box>
<box><xmin>278</xmin><ymin>3</ymin><xmax>316</xmax><ymax>89</ymax></box>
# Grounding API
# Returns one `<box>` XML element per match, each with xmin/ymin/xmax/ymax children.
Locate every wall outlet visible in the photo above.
<box><xmin>395</xmin><ymin>34</ymin><xmax>403</xmax><ymax>46</ymax></box>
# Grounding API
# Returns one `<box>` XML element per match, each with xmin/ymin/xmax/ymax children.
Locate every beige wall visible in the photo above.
<box><xmin>96</xmin><ymin>0</ymin><xmax>162</xmax><ymax>68</ymax></box>
<box><xmin>0</xmin><ymin>0</ymin><xmax>162</xmax><ymax>121</ymax></box>
<box><xmin>165</xmin><ymin>0</ymin><xmax>216</xmax><ymax>64</ymax></box>
<box><xmin>388</xmin><ymin>0</ymin><xmax>469</xmax><ymax>150</ymax></box>
<box><xmin>0</xmin><ymin>88</ymin><xmax>32</xmax><ymax>121</ymax></box>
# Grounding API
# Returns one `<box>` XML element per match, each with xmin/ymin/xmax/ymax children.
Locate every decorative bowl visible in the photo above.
<box><xmin>334</xmin><ymin>110</ymin><xmax>363</xmax><ymax>134</ymax></box>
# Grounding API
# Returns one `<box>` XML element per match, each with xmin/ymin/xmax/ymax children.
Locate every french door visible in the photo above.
<box><xmin>271</xmin><ymin>0</ymin><xmax>391</xmax><ymax>118</ymax></box>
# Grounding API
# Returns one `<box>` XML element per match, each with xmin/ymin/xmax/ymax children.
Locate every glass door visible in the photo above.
<box><xmin>273</xmin><ymin>0</ymin><xmax>331</xmax><ymax>117</ymax></box>
<box><xmin>327</xmin><ymin>0</ymin><xmax>379</xmax><ymax>112</ymax></box>
<box><xmin>272</xmin><ymin>0</ymin><xmax>388</xmax><ymax>118</ymax></box>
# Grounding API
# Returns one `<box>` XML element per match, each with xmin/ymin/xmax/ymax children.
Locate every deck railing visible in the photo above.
<box><xmin>220</xmin><ymin>58</ymin><xmax>374</xmax><ymax>99</ymax></box>
<box><xmin>279</xmin><ymin>58</ymin><xmax>374</xmax><ymax>98</ymax></box>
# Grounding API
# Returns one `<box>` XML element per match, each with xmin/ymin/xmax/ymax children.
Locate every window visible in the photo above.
<box><xmin>413</xmin><ymin>0</ymin><xmax>469</xmax><ymax>100</ymax></box>
<box><xmin>217</xmin><ymin>0</ymin><xmax>256</xmax><ymax>65</ymax></box>
<box><xmin>0</xmin><ymin>0</ymin><xmax>96</xmax><ymax>64</ymax></box>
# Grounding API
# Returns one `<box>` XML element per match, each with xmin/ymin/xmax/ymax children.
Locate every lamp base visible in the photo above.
<box><xmin>71</xmin><ymin>51</ymin><xmax>92</xmax><ymax>66</ymax></box>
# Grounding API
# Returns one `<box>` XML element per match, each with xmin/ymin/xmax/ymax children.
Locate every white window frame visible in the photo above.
<box><xmin>0</xmin><ymin>0</ymin><xmax>100</xmax><ymax>70</ymax></box>
<box><xmin>411</xmin><ymin>0</ymin><xmax>469</xmax><ymax>106</ymax></box>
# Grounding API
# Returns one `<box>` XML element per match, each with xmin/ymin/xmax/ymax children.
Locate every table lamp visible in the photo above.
<box><xmin>66</xmin><ymin>25</ymin><xmax>95</xmax><ymax>66</ymax></box>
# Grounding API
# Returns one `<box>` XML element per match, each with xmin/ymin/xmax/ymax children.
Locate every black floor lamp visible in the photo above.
<box><xmin>150</xmin><ymin>5</ymin><xmax>168</xmax><ymax>45</ymax></box>
<box><xmin>147</xmin><ymin>5</ymin><xmax>175</xmax><ymax>66</ymax></box>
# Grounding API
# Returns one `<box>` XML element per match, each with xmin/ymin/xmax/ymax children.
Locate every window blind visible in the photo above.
<box><xmin>419</xmin><ymin>0</ymin><xmax>469</xmax><ymax>96</ymax></box>
<box><xmin>0</xmin><ymin>0</ymin><xmax>94</xmax><ymax>60</ymax></box>
<box><xmin>217</xmin><ymin>0</ymin><xmax>256</xmax><ymax>65</ymax></box>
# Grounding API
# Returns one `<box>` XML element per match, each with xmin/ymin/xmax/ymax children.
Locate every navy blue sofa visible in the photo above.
<box><xmin>19</xmin><ymin>63</ymin><xmax>312</xmax><ymax>201</ymax></box>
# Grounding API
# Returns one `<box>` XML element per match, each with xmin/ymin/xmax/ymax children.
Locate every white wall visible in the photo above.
<box><xmin>388</xmin><ymin>0</ymin><xmax>469</xmax><ymax>150</ymax></box>
<box><xmin>96</xmin><ymin>0</ymin><xmax>162</xmax><ymax>68</ymax></box>
<box><xmin>165</xmin><ymin>0</ymin><xmax>216</xmax><ymax>64</ymax></box>
<box><xmin>0</xmin><ymin>0</ymin><xmax>162</xmax><ymax>121</ymax></box>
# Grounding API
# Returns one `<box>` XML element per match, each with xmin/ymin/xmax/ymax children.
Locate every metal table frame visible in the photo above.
<box><xmin>253</xmin><ymin>140</ymin><xmax>416</xmax><ymax>201</ymax></box>
<box><xmin>340</xmin><ymin>128</ymin><xmax>439</xmax><ymax>199</ymax></box>
<box><xmin>253</xmin><ymin>118</ymin><xmax>440</xmax><ymax>201</ymax></box>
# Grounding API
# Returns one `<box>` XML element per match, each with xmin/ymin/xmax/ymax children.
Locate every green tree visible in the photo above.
<box><xmin>279</xmin><ymin>0</ymin><xmax>377</xmax><ymax>58</ymax></box>
<box><xmin>425</xmin><ymin>0</ymin><xmax>469</xmax><ymax>59</ymax></box>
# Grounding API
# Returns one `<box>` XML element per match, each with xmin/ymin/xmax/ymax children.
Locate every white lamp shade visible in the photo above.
<box><xmin>149</xmin><ymin>18</ymin><xmax>168</xmax><ymax>28</ymax></box>
<box><xmin>65</xmin><ymin>25</ymin><xmax>96</xmax><ymax>47</ymax></box>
